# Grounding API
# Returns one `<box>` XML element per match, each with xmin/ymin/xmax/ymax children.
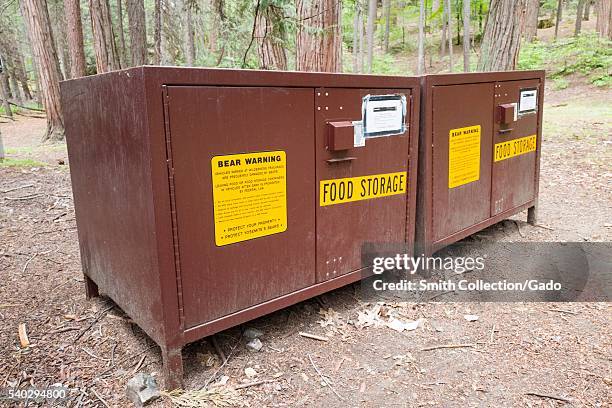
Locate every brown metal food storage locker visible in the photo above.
<box><xmin>60</xmin><ymin>67</ymin><xmax>420</xmax><ymax>388</ymax></box>
<box><xmin>417</xmin><ymin>71</ymin><xmax>545</xmax><ymax>254</ymax></box>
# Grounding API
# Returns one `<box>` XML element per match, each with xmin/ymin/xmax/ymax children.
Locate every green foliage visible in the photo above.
<box><xmin>591</xmin><ymin>74</ymin><xmax>612</xmax><ymax>88</ymax></box>
<box><xmin>371</xmin><ymin>54</ymin><xmax>407</xmax><ymax>75</ymax></box>
<box><xmin>552</xmin><ymin>77</ymin><xmax>569</xmax><ymax>90</ymax></box>
<box><xmin>0</xmin><ymin>158</ymin><xmax>46</xmax><ymax>168</ymax></box>
<box><xmin>518</xmin><ymin>34</ymin><xmax>612</xmax><ymax>87</ymax></box>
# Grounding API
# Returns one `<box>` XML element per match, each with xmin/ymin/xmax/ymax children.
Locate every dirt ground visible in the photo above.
<box><xmin>1</xmin><ymin>81</ymin><xmax>610</xmax><ymax>407</ymax></box>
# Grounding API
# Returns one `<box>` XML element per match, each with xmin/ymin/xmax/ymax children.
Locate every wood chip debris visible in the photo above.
<box><xmin>298</xmin><ymin>331</ymin><xmax>329</xmax><ymax>342</ymax></box>
<box><xmin>18</xmin><ymin>323</ymin><xmax>30</xmax><ymax>348</ymax></box>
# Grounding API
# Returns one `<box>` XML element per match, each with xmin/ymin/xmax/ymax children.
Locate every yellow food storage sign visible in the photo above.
<box><xmin>211</xmin><ymin>151</ymin><xmax>287</xmax><ymax>246</ymax></box>
<box><xmin>448</xmin><ymin>125</ymin><xmax>481</xmax><ymax>188</ymax></box>
<box><xmin>320</xmin><ymin>172</ymin><xmax>407</xmax><ymax>206</ymax></box>
<box><xmin>494</xmin><ymin>135</ymin><xmax>537</xmax><ymax>162</ymax></box>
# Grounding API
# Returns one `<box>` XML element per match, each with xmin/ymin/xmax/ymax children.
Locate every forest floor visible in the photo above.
<box><xmin>0</xmin><ymin>81</ymin><xmax>610</xmax><ymax>407</ymax></box>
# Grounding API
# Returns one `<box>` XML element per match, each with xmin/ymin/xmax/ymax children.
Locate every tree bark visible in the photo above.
<box><xmin>0</xmin><ymin>69</ymin><xmax>13</xmax><ymax>120</ymax></box>
<box><xmin>127</xmin><ymin>0</ymin><xmax>147</xmax><ymax>66</ymax></box>
<box><xmin>116</xmin><ymin>0</ymin><xmax>128</xmax><ymax>66</ymax></box>
<box><xmin>596</xmin><ymin>0</ymin><xmax>612</xmax><ymax>39</ymax></box>
<box><xmin>477</xmin><ymin>0</ymin><xmax>526</xmax><ymax>71</ymax></box>
<box><xmin>49</xmin><ymin>0</ymin><xmax>69</xmax><ymax>80</ymax></box>
<box><xmin>440</xmin><ymin>1</ymin><xmax>447</xmax><ymax>56</ymax></box>
<box><xmin>20</xmin><ymin>0</ymin><xmax>65</xmax><ymax>141</ymax></box>
<box><xmin>296</xmin><ymin>0</ymin><xmax>342</xmax><ymax>72</ymax></box>
<box><xmin>89</xmin><ymin>0</ymin><xmax>121</xmax><ymax>72</ymax></box>
<box><xmin>463</xmin><ymin>0</ymin><xmax>470</xmax><ymax>72</ymax></box>
<box><xmin>153</xmin><ymin>0</ymin><xmax>162</xmax><ymax>64</ymax></box>
<box><xmin>445</xmin><ymin>0</ymin><xmax>453</xmax><ymax>71</ymax></box>
<box><xmin>524</xmin><ymin>0</ymin><xmax>539</xmax><ymax>42</ymax></box>
<box><xmin>184</xmin><ymin>0</ymin><xmax>195</xmax><ymax>65</ymax></box>
<box><xmin>365</xmin><ymin>0</ymin><xmax>376</xmax><ymax>72</ymax></box>
<box><xmin>383</xmin><ymin>0</ymin><xmax>391</xmax><ymax>53</ymax></box>
<box><xmin>254</xmin><ymin>3</ymin><xmax>287</xmax><ymax>70</ymax></box>
<box><xmin>0</xmin><ymin>125</ymin><xmax>4</xmax><ymax>160</ymax></box>
<box><xmin>353</xmin><ymin>1</ymin><xmax>360</xmax><ymax>72</ymax></box>
<box><xmin>575</xmin><ymin>0</ymin><xmax>586</xmax><ymax>35</ymax></box>
<box><xmin>9</xmin><ymin>70</ymin><xmax>24</xmax><ymax>105</ymax></box>
<box><xmin>64</xmin><ymin>0</ymin><xmax>87</xmax><ymax>77</ymax></box>
<box><xmin>358</xmin><ymin>0</ymin><xmax>364</xmax><ymax>71</ymax></box>
<box><xmin>554</xmin><ymin>0</ymin><xmax>562</xmax><ymax>39</ymax></box>
<box><xmin>417</xmin><ymin>0</ymin><xmax>425</xmax><ymax>74</ymax></box>
<box><xmin>584</xmin><ymin>0</ymin><xmax>592</xmax><ymax>20</ymax></box>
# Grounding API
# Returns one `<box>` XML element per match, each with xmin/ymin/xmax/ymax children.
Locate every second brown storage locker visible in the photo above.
<box><xmin>417</xmin><ymin>71</ymin><xmax>545</xmax><ymax>254</ymax></box>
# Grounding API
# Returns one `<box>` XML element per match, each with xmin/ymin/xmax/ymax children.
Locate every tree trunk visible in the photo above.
<box><xmin>596</xmin><ymin>0</ymin><xmax>612</xmax><ymax>39</ymax></box>
<box><xmin>554</xmin><ymin>0</ymin><xmax>562</xmax><ymax>39</ymax></box>
<box><xmin>446</xmin><ymin>0</ymin><xmax>453</xmax><ymax>71</ymax></box>
<box><xmin>20</xmin><ymin>0</ymin><xmax>65</xmax><ymax>141</ymax></box>
<box><xmin>153</xmin><ymin>0</ymin><xmax>162</xmax><ymax>64</ymax></box>
<box><xmin>463</xmin><ymin>0</ymin><xmax>470</xmax><ymax>72</ymax></box>
<box><xmin>127</xmin><ymin>0</ymin><xmax>147</xmax><ymax>66</ymax></box>
<box><xmin>440</xmin><ymin>1</ymin><xmax>447</xmax><ymax>56</ymax></box>
<box><xmin>524</xmin><ymin>0</ymin><xmax>539</xmax><ymax>42</ymax></box>
<box><xmin>184</xmin><ymin>0</ymin><xmax>195</xmax><ymax>66</ymax></box>
<box><xmin>116</xmin><ymin>0</ymin><xmax>128</xmax><ymax>66</ymax></box>
<box><xmin>584</xmin><ymin>0</ymin><xmax>592</xmax><ymax>20</ymax></box>
<box><xmin>0</xmin><ymin>125</ymin><xmax>4</xmax><ymax>160</ymax></box>
<box><xmin>50</xmin><ymin>0</ymin><xmax>69</xmax><ymax>80</ymax></box>
<box><xmin>9</xmin><ymin>71</ymin><xmax>24</xmax><ymax>105</ymax></box>
<box><xmin>383</xmin><ymin>0</ymin><xmax>391</xmax><ymax>53</ymax></box>
<box><xmin>89</xmin><ymin>0</ymin><xmax>121</xmax><ymax>72</ymax></box>
<box><xmin>1</xmin><ymin>73</ymin><xmax>11</xmax><ymax>99</ymax></box>
<box><xmin>296</xmin><ymin>0</ymin><xmax>342</xmax><ymax>72</ymax></box>
<box><xmin>0</xmin><ymin>70</ymin><xmax>13</xmax><ymax>120</ymax></box>
<box><xmin>417</xmin><ymin>0</ymin><xmax>425</xmax><ymax>74</ymax></box>
<box><xmin>575</xmin><ymin>0</ymin><xmax>586</xmax><ymax>35</ymax></box>
<box><xmin>353</xmin><ymin>1</ymin><xmax>360</xmax><ymax>72</ymax></box>
<box><xmin>254</xmin><ymin>4</ymin><xmax>288</xmax><ymax>70</ymax></box>
<box><xmin>477</xmin><ymin>0</ymin><xmax>526</xmax><ymax>71</ymax></box>
<box><xmin>64</xmin><ymin>0</ymin><xmax>87</xmax><ymax>77</ymax></box>
<box><xmin>358</xmin><ymin>0</ymin><xmax>364</xmax><ymax>71</ymax></box>
<box><xmin>365</xmin><ymin>0</ymin><xmax>376</xmax><ymax>72</ymax></box>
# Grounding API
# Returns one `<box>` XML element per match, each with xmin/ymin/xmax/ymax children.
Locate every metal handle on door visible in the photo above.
<box><xmin>326</xmin><ymin>157</ymin><xmax>357</xmax><ymax>164</ymax></box>
<box><xmin>498</xmin><ymin>128</ymin><xmax>514</xmax><ymax>134</ymax></box>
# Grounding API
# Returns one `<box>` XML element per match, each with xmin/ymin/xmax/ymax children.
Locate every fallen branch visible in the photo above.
<box><xmin>129</xmin><ymin>355</ymin><xmax>146</xmax><ymax>375</ymax></box>
<box><xmin>307</xmin><ymin>354</ymin><xmax>344</xmax><ymax>400</ymax></box>
<box><xmin>513</xmin><ymin>220</ymin><xmax>525</xmax><ymax>238</ymax></box>
<box><xmin>534</xmin><ymin>224</ymin><xmax>554</xmax><ymax>231</ymax></box>
<box><xmin>525</xmin><ymin>392</ymin><xmax>570</xmax><ymax>403</ymax></box>
<box><xmin>9</xmin><ymin>101</ymin><xmax>45</xmax><ymax>112</ymax></box>
<box><xmin>73</xmin><ymin>305</ymin><xmax>114</xmax><ymax>342</ymax></box>
<box><xmin>14</xmin><ymin>110</ymin><xmax>45</xmax><ymax>119</ymax></box>
<box><xmin>4</xmin><ymin>193</ymin><xmax>43</xmax><ymax>201</ymax></box>
<box><xmin>420</xmin><ymin>344</ymin><xmax>475</xmax><ymax>352</ymax></box>
<box><xmin>234</xmin><ymin>379</ymin><xmax>277</xmax><ymax>390</ymax></box>
<box><xmin>203</xmin><ymin>335</ymin><xmax>242</xmax><ymax>389</ymax></box>
<box><xmin>91</xmin><ymin>388</ymin><xmax>111</xmax><ymax>408</ymax></box>
<box><xmin>548</xmin><ymin>308</ymin><xmax>578</xmax><ymax>315</ymax></box>
<box><xmin>299</xmin><ymin>331</ymin><xmax>329</xmax><ymax>342</ymax></box>
<box><xmin>1</xmin><ymin>184</ymin><xmax>33</xmax><ymax>194</ymax></box>
<box><xmin>211</xmin><ymin>335</ymin><xmax>227</xmax><ymax>364</ymax></box>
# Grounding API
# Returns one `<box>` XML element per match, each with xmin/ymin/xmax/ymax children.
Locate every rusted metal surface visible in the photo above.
<box><xmin>417</xmin><ymin>71</ymin><xmax>545</xmax><ymax>254</ymax></box>
<box><xmin>61</xmin><ymin>67</ymin><xmax>420</xmax><ymax>389</ymax></box>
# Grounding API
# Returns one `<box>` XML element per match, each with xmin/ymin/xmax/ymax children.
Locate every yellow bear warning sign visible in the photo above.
<box><xmin>211</xmin><ymin>151</ymin><xmax>287</xmax><ymax>246</ymax></box>
<box><xmin>448</xmin><ymin>125</ymin><xmax>481</xmax><ymax>188</ymax></box>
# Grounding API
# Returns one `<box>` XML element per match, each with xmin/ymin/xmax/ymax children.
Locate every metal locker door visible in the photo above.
<box><xmin>431</xmin><ymin>83</ymin><xmax>494</xmax><ymax>243</ymax></box>
<box><xmin>491</xmin><ymin>79</ymin><xmax>541</xmax><ymax>216</ymax></box>
<box><xmin>315</xmin><ymin>88</ymin><xmax>412</xmax><ymax>283</ymax></box>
